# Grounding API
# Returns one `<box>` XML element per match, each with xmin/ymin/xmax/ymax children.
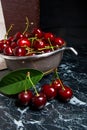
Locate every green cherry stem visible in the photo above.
<box><xmin>54</xmin><ymin>68</ymin><xmax>65</xmax><ymax>90</ymax></box>
<box><xmin>4</xmin><ymin>24</ymin><xmax>14</xmax><ymax>40</ymax></box>
<box><xmin>27</xmin><ymin>72</ymin><xmax>39</xmax><ymax>96</ymax></box>
<box><xmin>24</xmin><ymin>75</ymin><xmax>29</xmax><ymax>92</ymax></box>
<box><xmin>23</xmin><ymin>17</ymin><xmax>29</xmax><ymax>35</ymax></box>
<box><xmin>48</xmin><ymin>38</ymin><xmax>54</xmax><ymax>51</ymax></box>
<box><xmin>28</xmin><ymin>37</ymin><xmax>37</xmax><ymax>46</ymax></box>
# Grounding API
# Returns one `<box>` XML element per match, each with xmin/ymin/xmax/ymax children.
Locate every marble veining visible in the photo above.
<box><xmin>0</xmin><ymin>94</ymin><xmax>87</xmax><ymax>130</ymax></box>
<box><xmin>0</xmin><ymin>43</ymin><xmax>87</xmax><ymax>130</ymax></box>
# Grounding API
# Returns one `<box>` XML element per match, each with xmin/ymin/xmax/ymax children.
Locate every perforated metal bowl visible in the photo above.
<box><xmin>0</xmin><ymin>46</ymin><xmax>78</xmax><ymax>74</ymax></box>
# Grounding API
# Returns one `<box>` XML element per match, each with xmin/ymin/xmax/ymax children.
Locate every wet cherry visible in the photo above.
<box><xmin>44</xmin><ymin>32</ymin><xmax>55</xmax><ymax>42</ymax></box>
<box><xmin>17</xmin><ymin>38</ymin><xmax>31</xmax><ymax>47</ymax></box>
<box><xmin>58</xmin><ymin>86</ymin><xmax>73</xmax><ymax>102</ymax></box>
<box><xmin>18</xmin><ymin>90</ymin><xmax>33</xmax><ymax>105</ymax></box>
<box><xmin>13</xmin><ymin>32</ymin><xmax>24</xmax><ymax>41</ymax></box>
<box><xmin>33</xmin><ymin>40</ymin><xmax>45</xmax><ymax>50</ymax></box>
<box><xmin>32</xmin><ymin>28</ymin><xmax>43</xmax><ymax>38</ymax></box>
<box><xmin>10</xmin><ymin>42</ymin><xmax>17</xmax><ymax>49</ymax></box>
<box><xmin>41</xmin><ymin>84</ymin><xmax>57</xmax><ymax>100</ymax></box>
<box><xmin>54</xmin><ymin>37</ymin><xmax>65</xmax><ymax>47</ymax></box>
<box><xmin>52</xmin><ymin>79</ymin><xmax>62</xmax><ymax>92</ymax></box>
<box><xmin>24</xmin><ymin>32</ymin><xmax>32</xmax><ymax>38</ymax></box>
<box><xmin>3</xmin><ymin>46</ymin><xmax>13</xmax><ymax>56</ymax></box>
<box><xmin>13</xmin><ymin>46</ymin><xmax>26</xmax><ymax>56</ymax></box>
<box><xmin>31</xmin><ymin>93</ymin><xmax>47</xmax><ymax>109</ymax></box>
<box><xmin>7</xmin><ymin>36</ymin><xmax>14</xmax><ymax>42</ymax></box>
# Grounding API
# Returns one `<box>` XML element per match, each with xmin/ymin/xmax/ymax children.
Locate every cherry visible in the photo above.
<box><xmin>52</xmin><ymin>79</ymin><xmax>62</xmax><ymax>92</ymax></box>
<box><xmin>33</xmin><ymin>40</ymin><xmax>45</xmax><ymax>50</ymax></box>
<box><xmin>0</xmin><ymin>40</ymin><xmax>13</xmax><ymax>53</ymax></box>
<box><xmin>18</xmin><ymin>90</ymin><xmax>33</xmax><ymax>105</ymax></box>
<box><xmin>3</xmin><ymin>39</ymin><xmax>11</xmax><ymax>45</ymax></box>
<box><xmin>0</xmin><ymin>41</ymin><xmax>5</xmax><ymax>52</ymax></box>
<box><xmin>2</xmin><ymin>43</ymin><xmax>9</xmax><ymax>50</ymax></box>
<box><xmin>44</xmin><ymin>48</ymin><xmax>51</xmax><ymax>53</ymax></box>
<box><xmin>32</xmin><ymin>28</ymin><xmax>43</xmax><ymax>38</ymax></box>
<box><xmin>41</xmin><ymin>84</ymin><xmax>57</xmax><ymax>100</ymax></box>
<box><xmin>54</xmin><ymin>37</ymin><xmax>65</xmax><ymax>47</ymax></box>
<box><xmin>7</xmin><ymin>36</ymin><xmax>14</xmax><ymax>42</ymax></box>
<box><xmin>13</xmin><ymin>46</ymin><xmax>26</xmax><ymax>56</ymax></box>
<box><xmin>44</xmin><ymin>32</ymin><xmax>55</xmax><ymax>42</ymax></box>
<box><xmin>13</xmin><ymin>32</ymin><xmax>24</xmax><ymax>41</ymax></box>
<box><xmin>31</xmin><ymin>93</ymin><xmax>47</xmax><ymax>109</ymax></box>
<box><xmin>24</xmin><ymin>32</ymin><xmax>33</xmax><ymax>38</ymax></box>
<box><xmin>17</xmin><ymin>38</ymin><xmax>31</xmax><ymax>47</ymax></box>
<box><xmin>3</xmin><ymin>46</ymin><xmax>13</xmax><ymax>56</ymax></box>
<box><xmin>58</xmin><ymin>86</ymin><xmax>73</xmax><ymax>102</ymax></box>
<box><xmin>10</xmin><ymin>42</ymin><xmax>17</xmax><ymax>49</ymax></box>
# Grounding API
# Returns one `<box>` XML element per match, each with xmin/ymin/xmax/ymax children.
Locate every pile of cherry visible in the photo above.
<box><xmin>17</xmin><ymin>71</ymin><xmax>73</xmax><ymax>110</ymax></box>
<box><xmin>0</xmin><ymin>28</ymin><xmax>65</xmax><ymax>56</ymax></box>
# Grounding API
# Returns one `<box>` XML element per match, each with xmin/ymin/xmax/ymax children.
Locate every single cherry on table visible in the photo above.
<box><xmin>58</xmin><ymin>86</ymin><xmax>73</xmax><ymax>102</ymax></box>
<box><xmin>31</xmin><ymin>93</ymin><xmax>47</xmax><ymax>109</ymax></box>
<box><xmin>18</xmin><ymin>90</ymin><xmax>33</xmax><ymax>106</ymax></box>
<box><xmin>41</xmin><ymin>84</ymin><xmax>57</xmax><ymax>100</ymax></box>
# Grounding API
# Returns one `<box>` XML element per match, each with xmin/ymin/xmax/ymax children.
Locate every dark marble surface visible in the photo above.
<box><xmin>0</xmin><ymin>40</ymin><xmax>87</xmax><ymax>130</ymax></box>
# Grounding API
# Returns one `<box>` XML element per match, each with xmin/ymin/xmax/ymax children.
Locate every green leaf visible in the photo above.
<box><xmin>0</xmin><ymin>68</ymin><xmax>44</xmax><ymax>95</ymax></box>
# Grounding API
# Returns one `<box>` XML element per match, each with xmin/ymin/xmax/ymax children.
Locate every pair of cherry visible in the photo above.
<box><xmin>18</xmin><ymin>78</ymin><xmax>73</xmax><ymax>110</ymax></box>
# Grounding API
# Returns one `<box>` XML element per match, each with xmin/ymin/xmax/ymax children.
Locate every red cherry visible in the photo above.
<box><xmin>0</xmin><ymin>40</ymin><xmax>5</xmax><ymax>52</ymax></box>
<box><xmin>7</xmin><ymin>36</ymin><xmax>14</xmax><ymax>42</ymax></box>
<box><xmin>33</xmin><ymin>40</ymin><xmax>45</xmax><ymax>50</ymax></box>
<box><xmin>13</xmin><ymin>32</ymin><xmax>24</xmax><ymax>41</ymax></box>
<box><xmin>17</xmin><ymin>38</ymin><xmax>31</xmax><ymax>47</ymax></box>
<box><xmin>13</xmin><ymin>46</ymin><xmax>26</xmax><ymax>56</ymax></box>
<box><xmin>44</xmin><ymin>32</ymin><xmax>55</xmax><ymax>42</ymax></box>
<box><xmin>41</xmin><ymin>84</ymin><xmax>57</xmax><ymax>100</ymax></box>
<box><xmin>58</xmin><ymin>86</ymin><xmax>73</xmax><ymax>102</ymax></box>
<box><xmin>32</xmin><ymin>93</ymin><xmax>47</xmax><ymax>109</ymax></box>
<box><xmin>44</xmin><ymin>48</ymin><xmax>51</xmax><ymax>53</ymax></box>
<box><xmin>18</xmin><ymin>90</ymin><xmax>33</xmax><ymax>105</ymax></box>
<box><xmin>4</xmin><ymin>39</ymin><xmax>11</xmax><ymax>45</ymax></box>
<box><xmin>52</xmin><ymin>79</ymin><xmax>62</xmax><ymax>92</ymax></box>
<box><xmin>24</xmin><ymin>32</ymin><xmax>33</xmax><ymax>38</ymax></box>
<box><xmin>2</xmin><ymin>43</ymin><xmax>8</xmax><ymax>51</ymax></box>
<box><xmin>3</xmin><ymin>46</ymin><xmax>13</xmax><ymax>56</ymax></box>
<box><xmin>54</xmin><ymin>37</ymin><xmax>65</xmax><ymax>47</ymax></box>
<box><xmin>10</xmin><ymin>42</ymin><xmax>17</xmax><ymax>49</ymax></box>
<box><xmin>32</xmin><ymin>28</ymin><xmax>43</xmax><ymax>38</ymax></box>
<box><xmin>1</xmin><ymin>39</ymin><xmax>10</xmax><ymax>44</ymax></box>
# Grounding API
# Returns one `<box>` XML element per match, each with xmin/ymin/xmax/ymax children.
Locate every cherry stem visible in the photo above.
<box><xmin>23</xmin><ymin>17</ymin><xmax>29</xmax><ymax>35</ymax></box>
<box><xmin>54</xmin><ymin>68</ymin><xmax>65</xmax><ymax>90</ymax></box>
<box><xmin>48</xmin><ymin>38</ymin><xmax>54</xmax><ymax>51</ymax></box>
<box><xmin>27</xmin><ymin>72</ymin><xmax>39</xmax><ymax>96</ymax></box>
<box><xmin>4</xmin><ymin>24</ymin><xmax>14</xmax><ymax>40</ymax></box>
<box><xmin>28</xmin><ymin>37</ymin><xmax>37</xmax><ymax>46</ymax></box>
<box><xmin>24</xmin><ymin>75</ymin><xmax>29</xmax><ymax>92</ymax></box>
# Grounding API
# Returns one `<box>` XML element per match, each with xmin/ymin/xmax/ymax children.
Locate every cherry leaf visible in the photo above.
<box><xmin>0</xmin><ymin>68</ymin><xmax>44</xmax><ymax>95</ymax></box>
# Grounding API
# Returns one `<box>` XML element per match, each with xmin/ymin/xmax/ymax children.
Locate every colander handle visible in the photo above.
<box><xmin>60</xmin><ymin>47</ymin><xmax>78</xmax><ymax>55</ymax></box>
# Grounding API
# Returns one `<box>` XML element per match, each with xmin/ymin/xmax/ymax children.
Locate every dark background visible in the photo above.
<box><xmin>1</xmin><ymin>0</ymin><xmax>87</xmax><ymax>48</ymax></box>
<box><xmin>40</xmin><ymin>0</ymin><xmax>87</xmax><ymax>46</ymax></box>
